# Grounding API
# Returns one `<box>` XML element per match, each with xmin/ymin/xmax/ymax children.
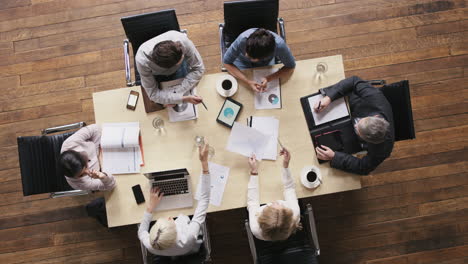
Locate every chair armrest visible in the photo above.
<box><xmin>180</xmin><ymin>29</ymin><xmax>188</xmax><ymax>35</ymax></box>
<box><xmin>245</xmin><ymin>220</ymin><xmax>258</xmax><ymax>264</ymax></box>
<box><xmin>42</xmin><ymin>122</ymin><xmax>86</xmax><ymax>135</ymax></box>
<box><xmin>123</xmin><ymin>39</ymin><xmax>134</xmax><ymax>87</ymax></box>
<box><xmin>368</xmin><ymin>80</ymin><xmax>386</xmax><ymax>86</ymax></box>
<box><xmin>137</xmin><ymin>224</ymin><xmax>149</xmax><ymax>264</ymax></box>
<box><xmin>50</xmin><ymin>190</ymin><xmax>89</xmax><ymax>198</ymax></box>
<box><xmin>306</xmin><ymin>203</ymin><xmax>320</xmax><ymax>256</ymax></box>
<box><xmin>201</xmin><ymin>221</ymin><xmax>213</xmax><ymax>263</ymax></box>
<box><xmin>278</xmin><ymin>17</ymin><xmax>286</xmax><ymax>42</ymax></box>
<box><xmin>219</xmin><ymin>23</ymin><xmax>227</xmax><ymax>72</ymax></box>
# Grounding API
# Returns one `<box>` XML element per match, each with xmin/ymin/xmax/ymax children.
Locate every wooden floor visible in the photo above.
<box><xmin>0</xmin><ymin>0</ymin><xmax>467</xmax><ymax>263</ymax></box>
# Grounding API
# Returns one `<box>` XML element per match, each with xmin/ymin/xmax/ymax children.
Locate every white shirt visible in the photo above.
<box><xmin>60</xmin><ymin>124</ymin><xmax>116</xmax><ymax>191</ymax></box>
<box><xmin>247</xmin><ymin>168</ymin><xmax>300</xmax><ymax>241</ymax></box>
<box><xmin>138</xmin><ymin>173</ymin><xmax>210</xmax><ymax>256</ymax></box>
<box><xmin>135</xmin><ymin>30</ymin><xmax>205</xmax><ymax>105</ymax></box>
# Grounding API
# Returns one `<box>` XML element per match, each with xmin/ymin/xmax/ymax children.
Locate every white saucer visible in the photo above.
<box><xmin>300</xmin><ymin>166</ymin><xmax>322</xmax><ymax>189</ymax></box>
<box><xmin>216</xmin><ymin>74</ymin><xmax>238</xmax><ymax>97</ymax></box>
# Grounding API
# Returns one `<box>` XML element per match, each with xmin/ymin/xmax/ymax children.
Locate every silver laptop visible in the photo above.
<box><xmin>144</xmin><ymin>168</ymin><xmax>193</xmax><ymax>211</ymax></box>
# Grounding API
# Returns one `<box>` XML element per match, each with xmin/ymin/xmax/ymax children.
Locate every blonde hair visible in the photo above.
<box><xmin>149</xmin><ymin>218</ymin><xmax>177</xmax><ymax>250</ymax></box>
<box><xmin>258</xmin><ymin>205</ymin><xmax>301</xmax><ymax>241</ymax></box>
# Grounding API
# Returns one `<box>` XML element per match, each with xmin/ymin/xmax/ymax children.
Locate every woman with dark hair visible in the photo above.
<box><xmin>59</xmin><ymin>124</ymin><xmax>115</xmax><ymax>191</ymax></box>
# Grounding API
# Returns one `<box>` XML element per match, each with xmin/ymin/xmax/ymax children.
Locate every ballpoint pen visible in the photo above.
<box><xmin>278</xmin><ymin>139</ymin><xmax>285</xmax><ymax>150</ymax></box>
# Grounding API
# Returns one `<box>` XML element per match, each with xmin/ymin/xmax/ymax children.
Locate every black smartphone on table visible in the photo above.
<box><xmin>132</xmin><ymin>184</ymin><xmax>145</xmax><ymax>204</ymax></box>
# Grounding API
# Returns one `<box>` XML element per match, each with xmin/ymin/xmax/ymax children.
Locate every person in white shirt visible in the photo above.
<box><xmin>247</xmin><ymin>148</ymin><xmax>301</xmax><ymax>241</ymax></box>
<box><xmin>59</xmin><ymin>124</ymin><xmax>115</xmax><ymax>191</ymax></box>
<box><xmin>138</xmin><ymin>142</ymin><xmax>211</xmax><ymax>257</ymax></box>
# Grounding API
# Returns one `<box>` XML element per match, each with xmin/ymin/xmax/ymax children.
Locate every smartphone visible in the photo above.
<box><xmin>127</xmin><ymin>90</ymin><xmax>139</xmax><ymax>110</ymax></box>
<box><xmin>132</xmin><ymin>184</ymin><xmax>145</xmax><ymax>204</ymax></box>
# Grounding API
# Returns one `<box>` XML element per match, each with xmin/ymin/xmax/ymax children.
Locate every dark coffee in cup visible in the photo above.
<box><xmin>306</xmin><ymin>171</ymin><xmax>317</xmax><ymax>182</ymax></box>
<box><xmin>222</xmin><ymin>79</ymin><xmax>232</xmax><ymax>90</ymax></box>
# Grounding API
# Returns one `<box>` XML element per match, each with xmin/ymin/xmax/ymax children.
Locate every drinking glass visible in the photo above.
<box><xmin>152</xmin><ymin>117</ymin><xmax>164</xmax><ymax>130</ymax></box>
<box><xmin>316</xmin><ymin>62</ymin><xmax>328</xmax><ymax>81</ymax></box>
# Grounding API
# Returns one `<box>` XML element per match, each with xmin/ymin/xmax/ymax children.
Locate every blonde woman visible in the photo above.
<box><xmin>138</xmin><ymin>143</ymin><xmax>211</xmax><ymax>256</ymax></box>
<box><xmin>247</xmin><ymin>148</ymin><xmax>301</xmax><ymax>241</ymax></box>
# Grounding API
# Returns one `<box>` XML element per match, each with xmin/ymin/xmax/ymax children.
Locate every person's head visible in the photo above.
<box><xmin>152</xmin><ymin>40</ymin><xmax>184</xmax><ymax>68</ymax></box>
<box><xmin>245</xmin><ymin>28</ymin><xmax>276</xmax><ymax>62</ymax></box>
<box><xmin>58</xmin><ymin>150</ymin><xmax>88</xmax><ymax>178</ymax></box>
<box><xmin>355</xmin><ymin>116</ymin><xmax>390</xmax><ymax>144</ymax></box>
<box><xmin>257</xmin><ymin>202</ymin><xmax>300</xmax><ymax>241</ymax></box>
<box><xmin>149</xmin><ymin>217</ymin><xmax>177</xmax><ymax>250</ymax></box>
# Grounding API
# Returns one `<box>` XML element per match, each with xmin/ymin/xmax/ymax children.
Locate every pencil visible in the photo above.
<box><xmin>201</xmin><ymin>101</ymin><xmax>208</xmax><ymax>110</ymax></box>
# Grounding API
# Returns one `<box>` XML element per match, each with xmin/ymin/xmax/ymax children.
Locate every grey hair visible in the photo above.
<box><xmin>357</xmin><ymin>116</ymin><xmax>389</xmax><ymax>144</ymax></box>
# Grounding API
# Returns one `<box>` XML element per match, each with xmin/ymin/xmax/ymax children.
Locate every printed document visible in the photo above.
<box><xmin>226</xmin><ymin>122</ymin><xmax>269</xmax><ymax>160</ymax></box>
<box><xmin>101</xmin><ymin>122</ymin><xmax>143</xmax><ymax>174</ymax></box>
<box><xmin>308</xmin><ymin>94</ymin><xmax>349</xmax><ymax>126</ymax></box>
<box><xmin>253</xmin><ymin>69</ymin><xmax>281</xmax><ymax>109</ymax></box>
<box><xmin>168</xmin><ymin>89</ymin><xmax>198</xmax><ymax>122</ymax></box>
<box><xmin>248</xmin><ymin>116</ymin><xmax>279</xmax><ymax>160</ymax></box>
<box><xmin>195</xmin><ymin>162</ymin><xmax>230</xmax><ymax>207</ymax></box>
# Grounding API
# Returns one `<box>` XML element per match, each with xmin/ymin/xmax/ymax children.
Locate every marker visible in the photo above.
<box><xmin>201</xmin><ymin>101</ymin><xmax>208</xmax><ymax>110</ymax></box>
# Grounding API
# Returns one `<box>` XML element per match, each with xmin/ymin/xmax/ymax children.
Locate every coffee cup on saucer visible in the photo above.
<box><xmin>216</xmin><ymin>74</ymin><xmax>238</xmax><ymax>97</ymax></box>
<box><xmin>300</xmin><ymin>166</ymin><xmax>322</xmax><ymax>189</ymax></box>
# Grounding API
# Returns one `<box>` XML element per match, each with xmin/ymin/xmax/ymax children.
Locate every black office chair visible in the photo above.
<box><xmin>121</xmin><ymin>9</ymin><xmax>187</xmax><ymax>113</ymax></box>
<box><xmin>245</xmin><ymin>203</ymin><xmax>320</xmax><ymax>264</ymax></box>
<box><xmin>139</xmin><ymin>220</ymin><xmax>212</xmax><ymax>264</ymax></box>
<box><xmin>219</xmin><ymin>0</ymin><xmax>286</xmax><ymax>71</ymax></box>
<box><xmin>369</xmin><ymin>80</ymin><xmax>416</xmax><ymax>141</ymax></box>
<box><xmin>17</xmin><ymin>122</ymin><xmax>89</xmax><ymax>198</ymax></box>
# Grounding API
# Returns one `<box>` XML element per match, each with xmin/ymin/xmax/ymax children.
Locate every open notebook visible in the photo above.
<box><xmin>101</xmin><ymin>122</ymin><xmax>144</xmax><ymax>174</ymax></box>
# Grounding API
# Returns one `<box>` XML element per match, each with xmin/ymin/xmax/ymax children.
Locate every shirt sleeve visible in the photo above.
<box><xmin>247</xmin><ymin>175</ymin><xmax>263</xmax><ymax>238</ymax></box>
<box><xmin>222</xmin><ymin>35</ymin><xmax>245</xmax><ymax>65</ymax></box>
<box><xmin>61</xmin><ymin>124</ymin><xmax>101</xmax><ymax>152</ymax></box>
<box><xmin>188</xmin><ymin>173</ymin><xmax>211</xmax><ymax>238</ymax></box>
<box><xmin>176</xmin><ymin>37</ymin><xmax>205</xmax><ymax>96</ymax></box>
<box><xmin>72</xmin><ymin>173</ymin><xmax>116</xmax><ymax>191</ymax></box>
<box><xmin>282</xmin><ymin>168</ymin><xmax>300</xmax><ymax>217</ymax></box>
<box><xmin>138</xmin><ymin>211</ymin><xmax>158</xmax><ymax>253</ymax></box>
<box><xmin>276</xmin><ymin>41</ymin><xmax>296</xmax><ymax>68</ymax></box>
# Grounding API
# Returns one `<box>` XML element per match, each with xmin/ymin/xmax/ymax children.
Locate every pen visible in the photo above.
<box><xmin>317</xmin><ymin>100</ymin><xmax>321</xmax><ymax>111</ymax></box>
<box><xmin>278</xmin><ymin>139</ymin><xmax>285</xmax><ymax>149</ymax></box>
<box><xmin>201</xmin><ymin>101</ymin><xmax>208</xmax><ymax>110</ymax></box>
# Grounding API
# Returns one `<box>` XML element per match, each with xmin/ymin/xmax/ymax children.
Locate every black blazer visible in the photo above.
<box><xmin>321</xmin><ymin>76</ymin><xmax>395</xmax><ymax>175</ymax></box>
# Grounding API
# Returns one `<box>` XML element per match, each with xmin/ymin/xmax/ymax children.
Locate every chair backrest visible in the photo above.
<box><xmin>121</xmin><ymin>9</ymin><xmax>181</xmax><ymax>85</ymax></box>
<box><xmin>223</xmin><ymin>0</ymin><xmax>279</xmax><ymax>44</ymax></box>
<box><xmin>379</xmin><ymin>80</ymin><xmax>416</xmax><ymax>141</ymax></box>
<box><xmin>17</xmin><ymin>131</ymin><xmax>75</xmax><ymax>196</ymax></box>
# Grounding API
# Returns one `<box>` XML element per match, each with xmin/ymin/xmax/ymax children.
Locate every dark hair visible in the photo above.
<box><xmin>152</xmin><ymin>40</ymin><xmax>183</xmax><ymax>68</ymax></box>
<box><xmin>246</xmin><ymin>28</ymin><xmax>276</xmax><ymax>59</ymax></box>
<box><xmin>59</xmin><ymin>150</ymin><xmax>87</xmax><ymax>178</ymax></box>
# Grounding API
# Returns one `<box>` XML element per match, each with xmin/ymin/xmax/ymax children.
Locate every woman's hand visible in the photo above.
<box><xmin>279</xmin><ymin>147</ymin><xmax>291</xmax><ymax>168</ymax></box>
<box><xmin>248</xmin><ymin>154</ymin><xmax>258</xmax><ymax>174</ymax></box>
<box><xmin>147</xmin><ymin>187</ymin><xmax>164</xmax><ymax>213</ymax></box>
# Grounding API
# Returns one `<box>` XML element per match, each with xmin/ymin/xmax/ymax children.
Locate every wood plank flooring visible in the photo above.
<box><xmin>0</xmin><ymin>0</ymin><xmax>467</xmax><ymax>263</ymax></box>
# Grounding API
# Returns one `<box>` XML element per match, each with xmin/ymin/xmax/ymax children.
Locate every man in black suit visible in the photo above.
<box><xmin>314</xmin><ymin>76</ymin><xmax>394</xmax><ymax>175</ymax></box>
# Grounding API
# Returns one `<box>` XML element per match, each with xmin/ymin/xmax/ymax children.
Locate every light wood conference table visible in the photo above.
<box><xmin>93</xmin><ymin>55</ymin><xmax>361</xmax><ymax>227</ymax></box>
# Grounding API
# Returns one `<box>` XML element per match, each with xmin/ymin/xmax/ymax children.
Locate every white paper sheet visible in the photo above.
<box><xmin>226</xmin><ymin>122</ymin><xmax>269</xmax><ymax>160</ymax></box>
<box><xmin>102</xmin><ymin>146</ymin><xmax>140</xmax><ymax>174</ymax></box>
<box><xmin>253</xmin><ymin>69</ymin><xmax>281</xmax><ymax>109</ymax></box>
<box><xmin>249</xmin><ymin>116</ymin><xmax>279</xmax><ymax>160</ymax></box>
<box><xmin>168</xmin><ymin>90</ymin><xmax>198</xmax><ymax>122</ymax></box>
<box><xmin>195</xmin><ymin>162</ymin><xmax>230</xmax><ymax>207</ymax></box>
<box><xmin>308</xmin><ymin>95</ymin><xmax>349</xmax><ymax>126</ymax></box>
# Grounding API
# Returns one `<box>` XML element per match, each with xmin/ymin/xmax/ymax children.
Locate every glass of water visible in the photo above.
<box><xmin>316</xmin><ymin>62</ymin><xmax>328</xmax><ymax>81</ymax></box>
<box><xmin>194</xmin><ymin>135</ymin><xmax>215</xmax><ymax>158</ymax></box>
<box><xmin>152</xmin><ymin>117</ymin><xmax>164</xmax><ymax>130</ymax></box>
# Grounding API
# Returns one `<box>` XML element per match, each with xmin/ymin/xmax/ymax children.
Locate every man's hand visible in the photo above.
<box><xmin>89</xmin><ymin>170</ymin><xmax>106</xmax><ymax>180</ymax></box>
<box><xmin>314</xmin><ymin>96</ymin><xmax>332</xmax><ymax>112</ymax></box>
<box><xmin>248</xmin><ymin>154</ymin><xmax>258</xmax><ymax>174</ymax></box>
<box><xmin>315</xmin><ymin>145</ymin><xmax>335</xmax><ymax>161</ymax></box>
<box><xmin>247</xmin><ymin>80</ymin><xmax>262</xmax><ymax>92</ymax></box>
<box><xmin>279</xmin><ymin>147</ymin><xmax>291</xmax><ymax>168</ymax></box>
<box><xmin>147</xmin><ymin>187</ymin><xmax>164</xmax><ymax>213</ymax></box>
<box><xmin>183</xmin><ymin>95</ymin><xmax>203</xmax><ymax>104</ymax></box>
<box><xmin>258</xmin><ymin>77</ymin><xmax>268</xmax><ymax>92</ymax></box>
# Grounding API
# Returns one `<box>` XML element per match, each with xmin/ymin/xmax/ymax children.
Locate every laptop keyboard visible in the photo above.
<box><xmin>152</xmin><ymin>179</ymin><xmax>189</xmax><ymax>196</ymax></box>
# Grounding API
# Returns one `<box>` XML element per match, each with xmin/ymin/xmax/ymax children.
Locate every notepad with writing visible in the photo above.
<box><xmin>101</xmin><ymin>122</ymin><xmax>143</xmax><ymax>174</ymax></box>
